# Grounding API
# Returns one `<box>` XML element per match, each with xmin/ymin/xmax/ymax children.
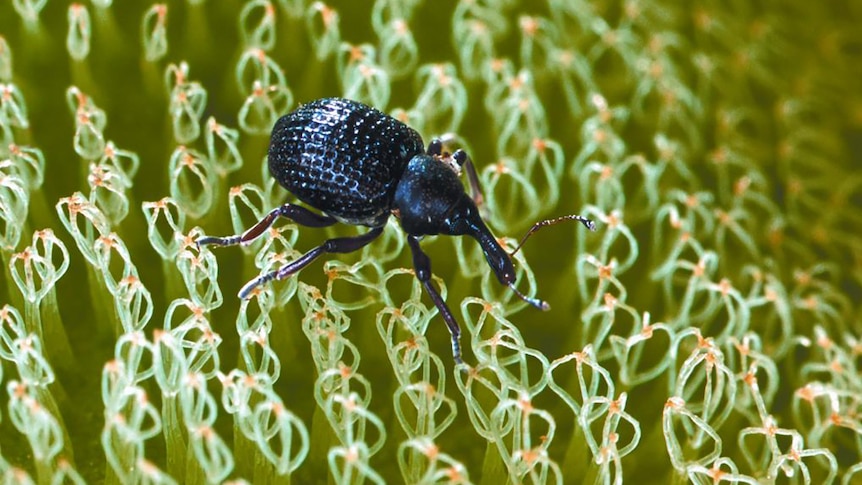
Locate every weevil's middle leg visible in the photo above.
<box><xmin>197</xmin><ymin>203</ymin><xmax>338</xmax><ymax>247</ymax></box>
<box><xmin>238</xmin><ymin>226</ymin><xmax>384</xmax><ymax>298</ymax></box>
<box><xmin>406</xmin><ymin>235</ymin><xmax>463</xmax><ymax>364</ymax></box>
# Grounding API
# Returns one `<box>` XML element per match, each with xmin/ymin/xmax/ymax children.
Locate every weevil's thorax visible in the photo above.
<box><xmin>393</xmin><ymin>153</ymin><xmax>518</xmax><ymax>286</ymax></box>
<box><xmin>393</xmin><ymin>154</ymin><xmax>469</xmax><ymax>236</ymax></box>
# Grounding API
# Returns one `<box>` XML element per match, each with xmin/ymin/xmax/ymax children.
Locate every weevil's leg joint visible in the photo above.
<box><xmin>427</xmin><ymin>138</ymin><xmax>443</xmax><ymax>156</ymax></box>
<box><xmin>452</xmin><ymin>149</ymin><xmax>468</xmax><ymax>167</ymax></box>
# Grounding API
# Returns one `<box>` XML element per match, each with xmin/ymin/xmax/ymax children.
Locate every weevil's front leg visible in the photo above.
<box><xmin>452</xmin><ymin>149</ymin><xmax>483</xmax><ymax>209</ymax></box>
<box><xmin>428</xmin><ymin>137</ymin><xmax>484</xmax><ymax>209</ymax></box>
<box><xmin>406</xmin><ymin>235</ymin><xmax>463</xmax><ymax>364</ymax></box>
<box><xmin>197</xmin><ymin>203</ymin><xmax>337</xmax><ymax>247</ymax></box>
<box><xmin>238</xmin><ymin>226</ymin><xmax>384</xmax><ymax>298</ymax></box>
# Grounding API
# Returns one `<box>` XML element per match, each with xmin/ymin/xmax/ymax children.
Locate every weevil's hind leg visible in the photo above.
<box><xmin>406</xmin><ymin>235</ymin><xmax>463</xmax><ymax>364</ymax></box>
<box><xmin>238</xmin><ymin>226</ymin><xmax>385</xmax><ymax>298</ymax></box>
<box><xmin>197</xmin><ymin>203</ymin><xmax>338</xmax><ymax>247</ymax></box>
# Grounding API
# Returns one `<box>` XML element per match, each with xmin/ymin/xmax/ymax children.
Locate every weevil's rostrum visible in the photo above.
<box><xmin>199</xmin><ymin>97</ymin><xmax>595</xmax><ymax>363</ymax></box>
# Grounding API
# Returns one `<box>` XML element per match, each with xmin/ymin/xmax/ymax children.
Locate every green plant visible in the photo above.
<box><xmin>0</xmin><ymin>0</ymin><xmax>860</xmax><ymax>483</ymax></box>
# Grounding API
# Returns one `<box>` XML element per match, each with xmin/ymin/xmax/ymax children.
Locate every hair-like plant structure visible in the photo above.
<box><xmin>0</xmin><ymin>1</ymin><xmax>860</xmax><ymax>483</ymax></box>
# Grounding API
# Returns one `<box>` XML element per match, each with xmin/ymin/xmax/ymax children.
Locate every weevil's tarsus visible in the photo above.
<box><xmin>196</xmin><ymin>234</ymin><xmax>243</xmax><ymax>247</ymax></box>
<box><xmin>510</xmin><ymin>214</ymin><xmax>597</xmax><ymax>257</ymax></box>
<box><xmin>508</xmin><ymin>283</ymin><xmax>551</xmax><ymax>311</ymax></box>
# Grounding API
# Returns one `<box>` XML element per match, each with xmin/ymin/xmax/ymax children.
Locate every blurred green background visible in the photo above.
<box><xmin>0</xmin><ymin>0</ymin><xmax>861</xmax><ymax>483</ymax></box>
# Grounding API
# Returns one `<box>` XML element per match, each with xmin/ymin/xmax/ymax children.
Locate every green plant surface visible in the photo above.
<box><xmin>1</xmin><ymin>0</ymin><xmax>861</xmax><ymax>484</ymax></box>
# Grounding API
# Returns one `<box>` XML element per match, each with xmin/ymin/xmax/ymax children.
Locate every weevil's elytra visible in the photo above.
<box><xmin>198</xmin><ymin>97</ymin><xmax>596</xmax><ymax>364</ymax></box>
<box><xmin>269</xmin><ymin>98</ymin><xmax>424</xmax><ymax>228</ymax></box>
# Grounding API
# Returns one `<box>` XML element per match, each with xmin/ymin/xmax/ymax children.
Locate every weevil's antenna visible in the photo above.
<box><xmin>510</xmin><ymin>214</ymin><xmax>597</xmax><ymax>257</ymax></box>
<box><xmin>508</xmin><ymin>283</ymin><xmax>551</xmax><ymax>311</ymax></box>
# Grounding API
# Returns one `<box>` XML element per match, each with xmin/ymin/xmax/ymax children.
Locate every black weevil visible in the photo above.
<box><xmin>198</xmin><ymin>97</ymin><xmax>595</xmax><ymax>363</ymax></box>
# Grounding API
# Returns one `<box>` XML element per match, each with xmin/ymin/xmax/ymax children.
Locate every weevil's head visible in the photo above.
<box><xmin>393</xmin><ymin>153</ymin><xmax>467</xmax><ymax>235</ymax></box>
<box><xmin>393</xmin><ymin>151</ymin><xmax>516</xmax><ymax>286</ymax></box>
<box><xmin>393</xmin><ymin>149</ymin><xmax>551</xmax><ymax>311</ymax></box>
